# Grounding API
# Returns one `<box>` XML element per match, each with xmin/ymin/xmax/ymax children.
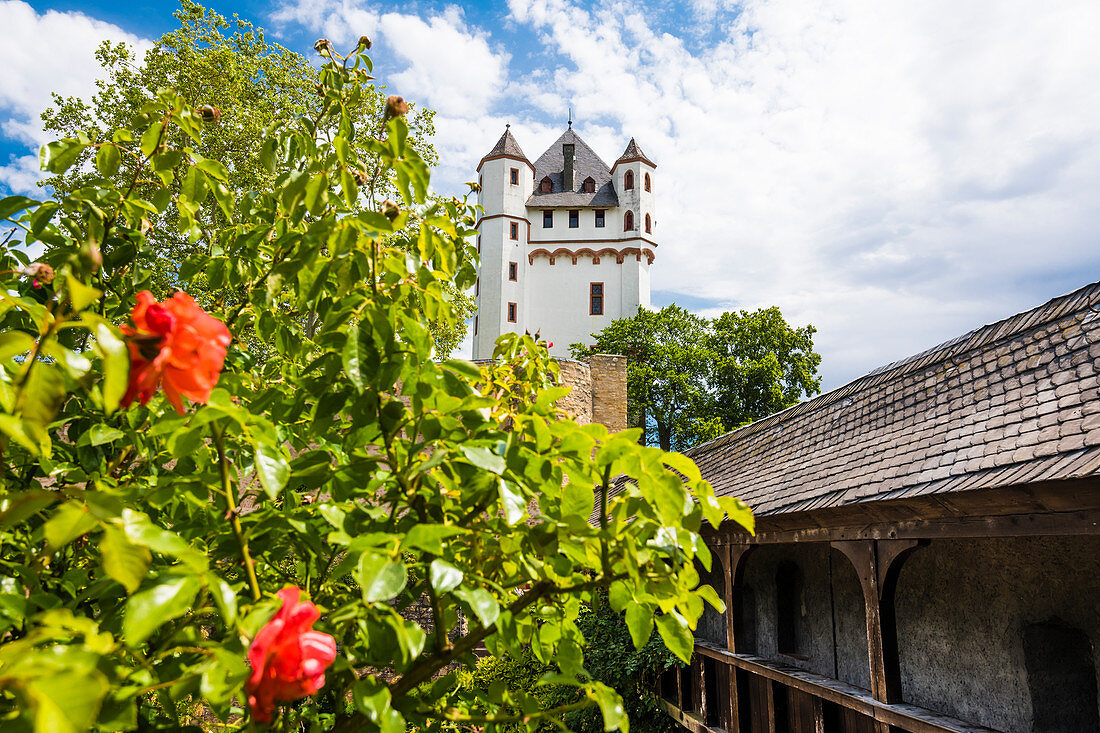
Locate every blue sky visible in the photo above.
<box><xmin>3</xmin><ymin>0</ymin><xmax>1100</xmax><ymax>390</ymax></box>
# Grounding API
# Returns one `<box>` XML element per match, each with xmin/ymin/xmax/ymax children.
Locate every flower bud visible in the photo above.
<box><xmin>353</xmin><ymin>169</ymin><xmax>370</xmax><ymax>186</ymax></box>
<box><xmin>313</xmin><ymin>38</ymin><xmax>333</xmax><ymax>57</ymax></box>
<box><xmin>384</xmin><ymin>95</ymin><xmax>409</xmax><ymax>120</ymax></box>
<box><xmin>467</xmin><ymin>181</ymin><xmax>481</xmax><ymax>192</ymax></box>
<box><xmin>314</xmin><ymin>82</ymin><xmax>325</xmax><ymax>96</ymax></box>
<box><xmin>22</xmin><ymin>263</ymin><xmax>54</xmax><ymax>286</ymax></box>
<box><xmin>358</xmin><ymin>35</ymin><xmax>372</xmax><ymax>50</ymax></box>
<box><xmin>381</xmin><ymin>200</ymin><xmax>400</xmax><ymax>221</ymax></box>
<box><xmin>196</xmin><ymin>105</ymin><xmax>222</xmax><ymax>123</ymax></box>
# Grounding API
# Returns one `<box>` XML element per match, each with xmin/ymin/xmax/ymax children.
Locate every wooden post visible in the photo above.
<box><xmin>695</xmin><ymin>655</ymin><xmax>707</xmax><ymax>721</ymax></box>
<box><xmin>725</xmin><ymin>544</ymin><xmax>756</xmax><ymax>731</ymax></box>
<box><xmin>832</xmin><ymin>539</ymin><xmax>923</xmax><ymax>733</ymax></box>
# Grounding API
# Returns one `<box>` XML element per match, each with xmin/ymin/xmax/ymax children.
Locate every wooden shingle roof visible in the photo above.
<box><xmin>685</xmin><ymin>282</ymin><xmax>1100</xmax><ymax>517</ymax></box>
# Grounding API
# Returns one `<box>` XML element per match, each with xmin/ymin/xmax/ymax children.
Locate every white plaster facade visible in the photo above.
<box><xmin>472</xmin><ymin>127</ymin><xmax>656</xmax><ymax>359</ymax></box>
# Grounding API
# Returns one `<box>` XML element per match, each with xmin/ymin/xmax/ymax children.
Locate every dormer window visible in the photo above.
<box><xmin>645</xmin><ymin>213</ymin><xmax>652</xmax><ymax>234</ymax></box>
<box><xmin>540</xmin><ymin>176</ymin><xmax>552</xmax><ymax>193</ymax></box>
<box><xmin>582</xmin><ymin>177</ymin><xmax>595</xmax><ymax>193</ymax></box>
<box><xmin>624</xmin><ymin>170</ymin><xmax>634</xmax><ymax>190</ymax></box>
<box><xmin>644</xmin><ymin>172</ymin><xmax>651</xmax><ymax>192</ymax></box>
<box><xmin>624</xmin><ymin>210</ymin><xmax>634</xmax><ymax>231</ymax></box>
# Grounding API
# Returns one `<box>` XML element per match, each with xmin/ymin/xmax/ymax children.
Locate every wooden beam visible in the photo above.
<box><xmin>706</xmin><ymin>481</ymin><xmax>1100</xmax><ymax>546</ymax></box>
<box><xmin>692</xmin><ymin>641</ymin><xmax>997</xmax><ymax>733</ymax></box>
<box><xmin>830</xmin><ymin>540</ymin><xmax>890</xmax><ymax>714</ymax></box>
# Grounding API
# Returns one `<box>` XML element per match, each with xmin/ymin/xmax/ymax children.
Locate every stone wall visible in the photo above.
<box><xmin>552</xmin><ymin>355</ymin><xmax>628</xmax><ymax>431</ymax></box>
<box><xmin>588</xmin><ymin>354</ymin><xmax>628</xmax><ymax>432</ymax></box>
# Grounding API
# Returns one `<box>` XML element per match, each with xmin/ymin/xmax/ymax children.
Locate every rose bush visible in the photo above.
<box><xmin>0</xmin><ymin>37</ymin><xmax>752</xmax><ymax>732</ymax></box>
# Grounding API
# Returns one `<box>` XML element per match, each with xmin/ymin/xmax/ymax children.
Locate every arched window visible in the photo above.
<box><xmin>540</xmin><ymin>176</ymin><xmax>552</xmax><ymax>193</ymax></box>
<box><xmin>776</xmin><ymin>560</ymin><xmax>804</xmax><ymax>657</ymax></box>
<box><xmin>624</xmin><ymin>210</ymin><xmax>634</xmax><ymax>231</ymax></box>
<box><xmin>644</xmin><ymin>172</ymin><xmax>651</xmax><ymax>191</ymax></box>
<box><xmin>624</xmin><ymin>170</ymin><xmax>634</xmax><ymax>190</ymax></box>
<box><xmin>582</xmin><ymin>176</ymin><xmax>595</xmax><ymax>193</ymax></box>
<box><xmin>644</xmin><ymin>213</ymin><xmax>652</xmax><ymax>234</ymax></box>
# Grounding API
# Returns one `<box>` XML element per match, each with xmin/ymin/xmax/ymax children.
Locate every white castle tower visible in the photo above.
<box><xmin>472</xmin><ymin>124</ymin><xmax>656</xmax><ymax>359</ymax></box>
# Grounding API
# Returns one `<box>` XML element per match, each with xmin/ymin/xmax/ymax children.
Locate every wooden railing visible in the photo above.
<box><xmin>660</xmin><ymin>640</ymin><xmax>996</xmax><ymax>733</ymax></box>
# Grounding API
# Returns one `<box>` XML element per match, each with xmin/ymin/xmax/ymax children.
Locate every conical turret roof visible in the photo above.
<box><xmin>613</xmin><ymin>137</ymin><xmax>656</xmax><ymax>168</ymax></box>
<box><xmin>478</xmin><ymin>127</ymin><xmax>530</xmax><ymax>169</ymax></box>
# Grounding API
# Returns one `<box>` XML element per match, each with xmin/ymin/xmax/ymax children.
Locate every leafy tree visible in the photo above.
<box><xmin>0</xmin><ymin>35</ymin><xmax>752</xmax><ymax>732</ymax></box>
<box><xmin>573</xmin><ymin>305</ymin><xmax>821</xmax><ymax>450</ymax></box>
<box><xmin>39</xmin><ymin>0</ymin><xmax>473</xmax><ymax>356</ymax></box>
<box><xmin>710</xmin><ymin>306</ymin><xmax>822</xmax><ymax>430</ymax></box>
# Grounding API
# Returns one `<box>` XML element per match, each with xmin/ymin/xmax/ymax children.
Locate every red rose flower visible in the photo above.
<box><xmin>246</xmin><ymin>587</ymin><xmax>337</xmax><ymax>724</ymax></box>
<box><xmin>121</xmin><ymin>291</ymin><xmax>231</xmax><ymax>414</ymax></box>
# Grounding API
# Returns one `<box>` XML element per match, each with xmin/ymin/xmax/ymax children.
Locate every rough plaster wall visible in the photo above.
<box><xmin>894</xmin><ymin>536</ymin><xmax>1100</xmax><ymax>733</ymax></box>
<box><xmin>697</xmin><ymin>560</ymin><xmax>728</xmax><ymax>647</ymax></box>
<box><xmin>587</xmin><ymin>354</ymin><xmax>628</xmax><ymax>432</ymax></box>
<box><xmin>739</xmin><ymin>544</ymin><xmax>871</xmax><ymax>691</ymax></box>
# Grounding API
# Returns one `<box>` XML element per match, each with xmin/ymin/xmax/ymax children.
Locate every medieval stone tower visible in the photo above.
<box><xmin>471</xmin><ymin>124</ymin><xmax>656</xmax><ymax>360</ymax></box>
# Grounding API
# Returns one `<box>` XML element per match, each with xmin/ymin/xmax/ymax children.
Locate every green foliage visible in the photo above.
<box><xmin>39</xmin><ymin>0</ymin><xmax>473</xmax><ymax>357</ymax></box>
<box><xmin>0</xmin><ymin>32</ymin><xmax>751</xmax><ymax>733</ymax></box>
<box><xmin>572</xmin><ymin>304</ymin><xmax>822</xmax><ymax>450</ymax></box>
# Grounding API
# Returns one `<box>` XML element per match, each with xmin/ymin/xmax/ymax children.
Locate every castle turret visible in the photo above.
<box><xmin>472</xmin><ymin>127</ymin><xmax>656</xmax><ymax>359</ymax></box>
<box><xmin>473</xmin><ymin>127</ymin><xmax>532</xmax><ymax>359</ymax></box>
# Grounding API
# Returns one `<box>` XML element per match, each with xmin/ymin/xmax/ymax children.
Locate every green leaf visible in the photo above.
<box><xmin>100</xmin><ymin>525</ymin><xmax>150</xmax><ymax>593</ymax></box>
<box><xmin>718</xmin><ymin>496</ymin><xmax>755</xmax><ymax>534</ymax></box>
<box><xmin>429</xmin><ymin>559</ymin><xmax>463</xmax><ymax>594</ymax></box>
<box><xmin>625</xmin><ymin>603</ymin><xmax>654</xmax><ymax>650</ymax></box>
<box><xmin>43</xmin><ymin>502</ymin><xmax>97</xmax><ymax>551</ymax></box>
<box><xmin>0</xmin><ymin>195</ymin><xmax>38</xmax><ymax>222</ymax></box>
<box><xmin>207</xmin><ymin>575</ymin><xmax>238</xmax><ymax>626</ymax></box>
<box><xmin>588</xmin><ymin>681</ymin><xmax>627</xmax><ymax>732</ymax></box>
<box><xmin>196</xmin><ymin>158</ymin><xmax>229</xmax><ymax>181</ymax></box>
<box><xmin>117</xmin><ymin>509</ymin><xmax>207</xmax><ymax>571</ymax></box>
<box><xmin>139</xmin><ymin>122</ymin><xmax>164</xmax><ymax>157</ymax></box>
<box><xmin>402</xmin><ymin>524</ymin><xmax>464</xmax><ymax>555</ymax></box>
<box><xmin>123</xmin><ymin>574</ymin><xmax>202</xmax><ymax>645</ymax></box>
<box><xmin>26</xmin><ymin>668</ymin><xmax>109</xmax><ymax>733</ymax></box>
<box><xmin>181</xmin><ymin>165</ymin><xmax>208</xmax><ymax>202</ymax></box>
<box><xmin>40</xmin><ymin>139</ymin><xmax>86</xmax><ymax>174</ymax></box>
<box><xmin>498</xmin><ymin>480</ymin><xmax>526</xmax><ymax>525</ymax></box>
<box><xmin>352</xmin><ymin>682</ymin><xmax>405</xmax><ymax>733</ymax></box>
<box><xmin>656</xmin><ymin>612</ymin><xmax>693</xmax><ymax>663</ymax></box>
<box><xmin>254</xmin><ymin>442</ymin><xmax>290</xmax><ymax>501</ymax></box>
<box><xmin>92</xmin><ymin>322</ymin><xmax>128</xmax><ymax>414</ymax></box>
<box><xmin>0</xmin><ymin>330</ymin><xmax>34</xmax><ymax>361</ymax></box>
<box><xmin>86</xmin><ymin>425</ymin><xmax>125</xmax><ymax>446</ymax></box>
<box><xmin>303</xmin><ymin>172</ymin><xmax>329</xmax><ymax>215</ymax></box>
<box><xmin>201</xmin><ymin>647</ymin><xmax>248</xmax><ymax>720</ymax></box>
<box><xmin>454</xmin><ymin>587</ymin><xmax>499</xmax><ymax>627</ymax></box>
<box><xmin>95</xmin><ymin>144</ymin><xmax>120</xmax><ymax>177</ymax></box>
<box><xmin>461</xmin><ymin>445</ymin><xmax>506</xmax><ymax>475</ymax></box>
<box><xmin>341</xmin><ymin>323</ymin><xmax>366</xmax><ymax>392</ymax></box>
<box><xmin>695</xmin><ymin>583</ymin><xmax>725</xmax><ymax>614</ymax></box>
<box><xmin>357</xmin><ymin>553</ymin><xmax>407</xmax><ymax>603</ymax></box>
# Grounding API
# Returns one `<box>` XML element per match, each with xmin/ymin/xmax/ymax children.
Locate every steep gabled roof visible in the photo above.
<box><xmin>685</xmin><ymin>282</ymin><xmax>1100</xmax><ymax>517</ymax></box>
<box><xmin>526</xmin><ymin>129</ymin><xmax>619</xmax><ymax>208</ymax></box>
<box><xmin>613</xmin><ymin>137</ymin><xmax>656</xmax><ymax>169</ymax></box>
<box><xmin>478</xmin><ymin>128</ymin><xmax>530</xmax><ymax>170</ymax></box>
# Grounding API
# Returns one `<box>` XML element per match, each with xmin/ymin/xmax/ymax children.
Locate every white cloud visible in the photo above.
<box><xmin>0</xmin><ymin>0</ymin><xmax>151</xmax><ymax>194</ymax></box>
<box><xmin>501</xmin><ymin>0</ymin><xmax>1100</xmax><ymax>389</ymax></box>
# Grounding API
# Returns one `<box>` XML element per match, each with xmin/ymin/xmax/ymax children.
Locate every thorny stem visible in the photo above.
<box><xmin>213</xmin><ymin>426</ymin><xmax>261</xmax><ymax>601</ymax></box>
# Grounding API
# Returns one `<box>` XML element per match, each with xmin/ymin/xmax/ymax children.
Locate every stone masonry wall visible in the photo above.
<box><xmin>587</xmin><ymin>354</ymin><xmax>628</xmax><ymax>433</ymax></box>
<box><xmin>555</xmin><ymin>359</ymin><xmax>593</xmax><ymax>424</ymax></box>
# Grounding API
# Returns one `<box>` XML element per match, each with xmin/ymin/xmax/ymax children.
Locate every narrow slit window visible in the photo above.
<box><xmin>507</xmin><ymin>302</ymin><xmax>517</xmax><ymax>322</ymax></box>
<box><xmin>475</xmin><ymin>278</ymin><xmax>479</xmax><ymax>296</ymax></box>
<box><xmin>590</xmin><ymin>282</ymin><xmax>604</xmax><ymax>316</ymax></box>
<box><xmin>624</xmin><ymin>210</ymin><xmax>634</xmax><ymax>231</ymax></box>
<box><xmin>543</xmin><ymin>210</ymin><xmax>553</xmax><ymax>228</ymax></box>
<box><xmin>474</xmin><ymin>316</ymin><xmax>478</xmax><ymax>335</ymax></box>
<box><xmin>644</xmin><ymin>172</ymin><xmax>651</xmax><ymax>191</ymax></box>
<box><xmin>645</xmin><ymin>213</ymin><xmax>652</xmax><ymax>234</ymax></box>
<box><xmin>595</xmin><ymin>210</ymin><xmax>605</xmax><ymax>228</ymax></box>
<box><xmin>510</xmin><ymin>167</ymin><xmax>519</xmax><ymax>185</ymax></box>
<box><xmin>509</xmin><ymin>221</ymin><xmax>519</xmax><ymax>240</ymax></box>
<box><xmin>569</xmin><ymin>209</ymin><xmax>579</xmax><ymax>228</ymax></box>
<box><xmin>508</xmin><ymin>262</ymin><xmax>517</xmax><ymax>281</ymax></box>
<box><xmin>624</xmin><ymin>170</ymin><xmax>634</xmax><ymax>190</ymax></box>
